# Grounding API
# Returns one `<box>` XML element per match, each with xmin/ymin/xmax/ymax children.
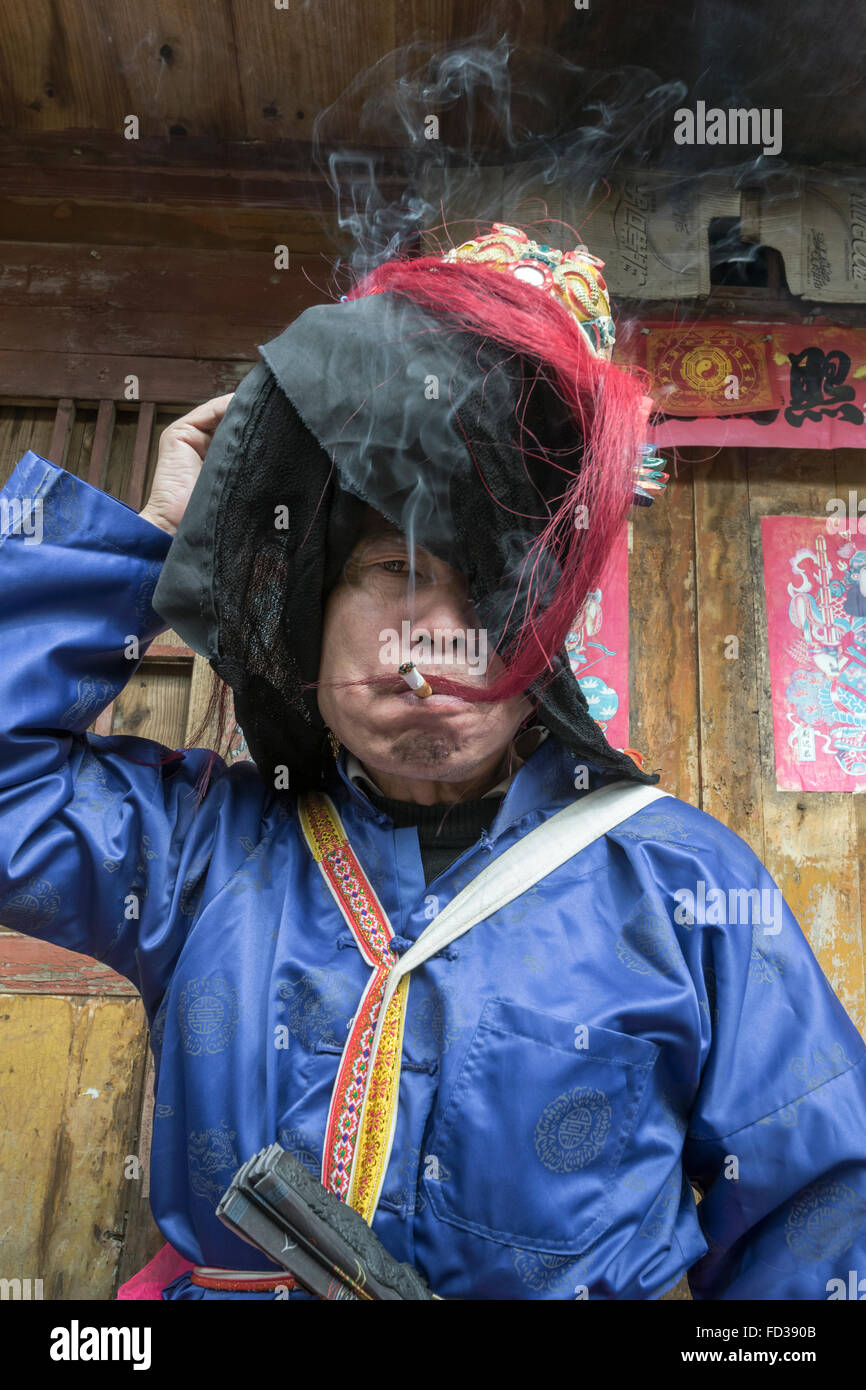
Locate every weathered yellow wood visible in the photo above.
<box><xmin>0</xmin><ymin>993</ymin><xmax>150</xmax><ymax>1299</ymax></box>
<box><xmin>114</xmin><ymin>1050</ymin><xmax>164</xmax><ymax>1293</ymax></box>
<box><xmin>111</xmin><ymin>664</ymin><xmax>190</xmax><ymax>749</ymax></box>
<box><xmin>630</xmin><ymin>448</ymin><xmax>701</xmax><ymax>798</ymax></box>
<box><xmin>693</xmin><ymin>446</ymin><xmax>765</xmax><ymax>852</ymax></box>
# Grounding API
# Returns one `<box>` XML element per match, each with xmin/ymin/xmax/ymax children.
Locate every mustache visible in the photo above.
<box><xmin>302</xmin><ymin>669</ymin><xmax>519</xmax><ymax>704</ymax></box>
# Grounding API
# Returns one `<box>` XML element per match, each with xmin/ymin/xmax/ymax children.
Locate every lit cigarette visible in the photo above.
<box><xmin>398</xmin><ymin>661</ymin><xmax>433</xmax><ymax>698</ymax></box>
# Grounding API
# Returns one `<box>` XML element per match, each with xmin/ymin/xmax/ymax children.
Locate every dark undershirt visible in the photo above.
<box><xmin>365</xmin><ymin>788</ymin><xmax>502</xmax><ymax>887</ymax></box>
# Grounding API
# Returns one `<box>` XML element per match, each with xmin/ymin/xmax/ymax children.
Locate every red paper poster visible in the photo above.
<box><xmin>644</xmin><ymin>323</ymin><xmax>776</xmax><ymax>416</ymax></box>
<box><xmin>761</xmin><ymin>515</ymin><xmax>866</xmax><ymax>792</ymax></box>
<box><xmin>619</xmin><ymin>322</ymin><xmax>866</xmax><ymax>450</ymax></box>
<box><xmin>565</xmin><ymin>523</ymin><xmax>630</xmax><ymax>755</ymax></box>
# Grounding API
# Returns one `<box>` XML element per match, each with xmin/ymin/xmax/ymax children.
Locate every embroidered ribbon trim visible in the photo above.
<box><xmin>298</xmin><ymin>793</ymin><xmax>409</xmax><ymax>1219</ymax></box>
<box><xmin>348</xmin><ymin>974</ymin><xmax>409</xmax><ymax>1217</ymax></box>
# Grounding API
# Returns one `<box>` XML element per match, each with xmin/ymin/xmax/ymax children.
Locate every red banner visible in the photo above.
<box><xmin>622</xmin><ymin>322</ymin><xmax>866</xmax><ymax>449</ymax></box>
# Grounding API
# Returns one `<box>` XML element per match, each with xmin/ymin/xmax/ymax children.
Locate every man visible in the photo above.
<box><xmin>1</xmin><ymin>226</ymin><xmax>864</xmax><ymax>1300</ymax></box>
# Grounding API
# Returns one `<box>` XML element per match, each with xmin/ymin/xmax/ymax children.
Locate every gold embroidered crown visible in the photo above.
<box><xmin>441</xmin><ymin>223</ymin><xmax>666</xmax><ymax>506</ymax></box>
<box><xmin>441</xmin><ymin>222</ymin><xmax>617</xmax><ymax>362</ymax></box>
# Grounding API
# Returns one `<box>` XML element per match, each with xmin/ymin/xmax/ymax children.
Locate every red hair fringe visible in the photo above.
<box><xmin>162</xmin><ymin>248</ymin><xmax>653</xmax><ymax>802</ymax></box>
<box><xmin>343</xmin><ymin>254</ymin><xmax>651</xmax><ymax>701</ymax></box>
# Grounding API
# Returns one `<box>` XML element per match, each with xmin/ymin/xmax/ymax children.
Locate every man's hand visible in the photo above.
<box><xmin>139</xmin><ymin>393</ymin><xmax>234</xmax><ymax>537</ymax></box>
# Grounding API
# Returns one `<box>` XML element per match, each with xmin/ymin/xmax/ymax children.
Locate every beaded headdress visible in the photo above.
<box><xmin>441</xmin><ymin>223</ymin><xmax>668</xmax><ymax>507</ymax></box>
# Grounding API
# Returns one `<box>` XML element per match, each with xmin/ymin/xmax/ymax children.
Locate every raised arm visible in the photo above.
<box><xmin>0</xmin><ymin>396</ymin><xmax>257</xmax><ymax>1007</ymax></box>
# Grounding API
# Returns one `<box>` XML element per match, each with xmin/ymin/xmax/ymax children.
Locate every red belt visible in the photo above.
<box><xmin>191</xmin><ymin>1266</ymin><xmax>298</xmax><ymax>1292</ymax></box>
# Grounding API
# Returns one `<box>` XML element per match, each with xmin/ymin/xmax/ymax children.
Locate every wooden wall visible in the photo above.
<box><xmin>0</xmin><ymin>290</ymin><xmax>864</xmax><ymax>1301</ymax></box>
<box><xmin>0</xmin><ymin>396</ymin><xmax>228</xmax><ymax>1297</ymax></box>
<box><xmin>632</xmin><ymin>445</ymin><xmax>866</xmax><ymax>1034</ymax></box>
<box><xmin>2</xmin><ymin>408</ymin><xmax>863</xmax><ymax>1298</ymax></box>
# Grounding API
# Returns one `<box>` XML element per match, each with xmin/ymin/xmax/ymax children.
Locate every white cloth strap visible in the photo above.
<box><xmin>369</xmin><ymin>778</ymin><xmax>671</xmax><ymax>1093</ymax></box>
<box><xmin>359</xmin><ymin>777</ymin><xmax>671</xmax><ymax>1221</ymax></box>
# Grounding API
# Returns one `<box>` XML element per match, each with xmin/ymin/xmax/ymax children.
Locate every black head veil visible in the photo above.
<box><xmin>152</xmin><ymin>290</ymin><xmax>659</xmax><ymax>791</ymax></box>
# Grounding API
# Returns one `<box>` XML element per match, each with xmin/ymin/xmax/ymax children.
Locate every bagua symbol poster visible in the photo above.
<box><xmin>761</xmin><ymin>515</ymin><xmax>866</xmax><ymax>791</ymax></box>
<box><xmin>565</xmin><ymin>522</ymin><xmax>630</xmax><ymax>756</ymax></box>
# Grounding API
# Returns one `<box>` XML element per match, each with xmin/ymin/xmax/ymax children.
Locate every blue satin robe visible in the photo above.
<box><xmin>2</xmin><ymin>450</ymin><xmax>866</xmax><ymax>1301</ymax></box>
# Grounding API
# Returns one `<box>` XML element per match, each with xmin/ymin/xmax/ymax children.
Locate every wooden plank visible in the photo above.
<box><xmin>692</xmin><ymin>447</ymin><xmax>764</xmax><ymax>850</ymax></box>
<box><xmin>113</xmin><ymin>1051</ymin><xmax>164</xmax><ymax>1291</ymax></box>
<box><xmin>0</xmin><ymin>241</ymin><xmax>323</xmax><ymax>319</ymax></box>
<box><xmin>746</xmin><ymin>448</ymin><xmax>866</xmax><ymax>1036</ymax></box>
<box><xmin>0</xmin><ymin>0</ymin><xmax>127</xmax><ymax>137</ymax></box>
<box><xmin>48</xmin><ymin>398</ymin><xmax>75</xmax><ymax>469</ymax></box>
<box><xmin>0</xmin><ymin>936</ymin><xmax>136</xmax><ymax>995</ymax></box>
<box><xmin>0</xmin><ymin>160</ymin><xmax>348</xmax><ymax>209</ymax></box>
<box><xmin>0</xmin><ymin>305</ymin><xmax>297</xmax><ymax>361</ymax></box>
<box><xmin>183</xmin><ymin>653</ymin><xmax>225</xmax><ymax>750</ymax></box>
<box><xmin>145</xmin><ymin>642</ymin><xmax>195</xmax><ymax>661</ymax></box>
<box><xmin>0</xmin><ymin>129</ymin><xmax>323</xmax><ymax>174</ymax></box>
<box><xmin>0</xmin><ymin>992</ymin><xmax>150</xmax><ymax>1298</ymax></box>
<box><xmin>87</xmin><ymin>399</ymin><xmax>115</xmax><ymax>490</ymax></box>
<box><xmin>102</xmin><ymin>403</ymin><xmax>186</xmax><ymax>511</ymax></box>
<box><xmin>5</xmin><ymin>0</ymin><xmax>857</xmax><ymax>162</ymax></box>
<box><xmin>0</xmin><ymin>351</ymin><xmax>249</xmax><ymax>403</ymax></box>
<box><xmin>0</xmin><ymin>196</ymin><xmax>336</xmax><ymax>255</ymax></box>
<box><xmin>127</xmin><ymin>402</ymin><xmax>156</xmax><ymax>512</ymax></box>
<box><xmin>0</xmin><ymin>403</ymin><xmax>56</xmax><ymax>486</ymax></box>
<box><xmin>229</xmin><ymin>0</ymin><xmax>398</xmax><ymax>145</ymax></box>
<box><xmin>58</xmin><ymin>403</ymin><xmax>99</xmax><ymax>482</ymax></box>
<box><xmin>91</xmin><ymin>703</ymin><xmax>115</xmax><ymax>738</ymax></box>
<box><xmin>629</xmin><ymin>448</ymin><xmax>700</xmax><ymax>799</ymax></box>
<box><xmin>111</xmin><ymin>664</ymin><xmax>190</xmax><ymax>749</ymax></box>
<box><xmin>90</xmin><ymin>0</ymin><xmax>246</xmax><ymax>146</ymax></box>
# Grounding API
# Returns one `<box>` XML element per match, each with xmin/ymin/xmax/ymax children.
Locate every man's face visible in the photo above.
<box><xmin>316</xmin><ymin>510</ymin><xmax>533</xmax><ymax>787</ymax></box>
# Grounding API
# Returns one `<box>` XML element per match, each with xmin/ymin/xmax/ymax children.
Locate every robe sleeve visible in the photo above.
<box><xmin>0</xmin><ymin>451</ymin><xmax>253</xmax><ymax>1006</ymax></box>
<box><xmin>678</xmin><ymin>818</ymin><xmax>866</xmax><ymax>1299</ymax></box>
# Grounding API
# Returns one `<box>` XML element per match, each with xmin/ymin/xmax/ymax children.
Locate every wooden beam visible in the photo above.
<box><xmin>127</xmin><ymin>403</ymin><xmax>157</xmax><ymax>512</ymax></box>
<box><xmin>0</xmin><ymin>306</ymin><xmax>290</xmax><ymax>361</ymax></box>
<box><xmin>0</xmin><ymin>353</ymin><xmax>249</xmax><ymax>404</ymax></box>
<box><xmin>88</xmin><ymin>400</ymin><xmax>115</xmax><ymax>490</ymax></box>
<box><xmin>92</xmin><ymin>703</ymin><xmax>115</xmax><ymax>737</ymax></box>
<box><xmin>0</xmin><ymin>131</ymin><xmax>411</xmax><ymax>200</ymax></box>
<box><xmin>48</xmin><ymin>398</ymin><xmax>75</xmax><ymax>469</ymax></box>
<box><xmin>0</xmin><ymin>197</ymin><xmax>335</xmax><ymax>255</ymax></box>
<box><xmin>144</xmin><ymin>643</ymin><xmax>196</xmax><ymax>661</ymax></box>
<box><xmin>0</xmin><ymin>241</ymin><xmax>324</xmax><ymax>320</ymax></box>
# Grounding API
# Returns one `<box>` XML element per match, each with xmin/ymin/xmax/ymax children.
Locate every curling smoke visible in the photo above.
<box><xmin>313</xmin><ymin>33</ymin><xmax>690</xmax><ymax>276</ymax></box>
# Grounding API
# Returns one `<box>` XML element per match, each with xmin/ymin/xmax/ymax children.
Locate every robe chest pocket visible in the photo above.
<box><xmin>422</xmin><ymin>998</ymin><xmax>659</xmax><ymax>1254</ymax></box>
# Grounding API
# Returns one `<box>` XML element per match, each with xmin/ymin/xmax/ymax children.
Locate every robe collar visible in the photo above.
<box><xmin>330</xmin><ymin>728</ymin><xmax>611</xmax><ymax>841</ymax></box>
